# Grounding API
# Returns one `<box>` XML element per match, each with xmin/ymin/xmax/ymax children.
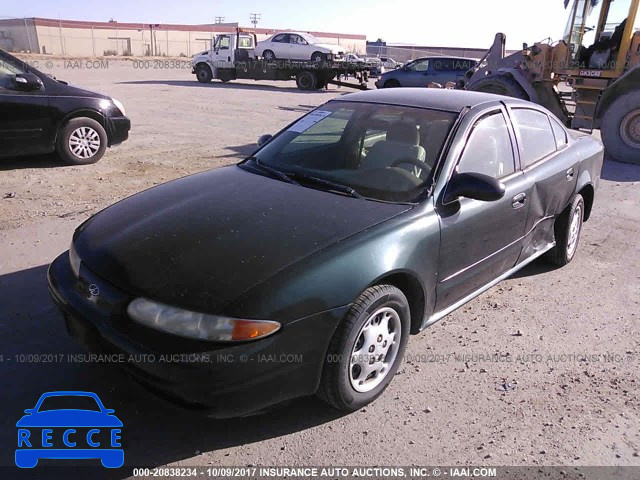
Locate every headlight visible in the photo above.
<box><xmin>69</xmin><ymin>242</ymin><xmax>81</xmax><ymax>278</ymax></box>
<box><xmin>127</xmin><ymin>298</ymin><xmax>281</xmax><ymax>342</ymax></box>
<box><xmin>111</xmin><ymin>97</ymin><xmax>126</xmax><ymax>116</ymax></box>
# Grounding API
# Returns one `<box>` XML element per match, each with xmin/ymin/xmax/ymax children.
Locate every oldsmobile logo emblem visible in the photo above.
<box><xmin>88</xmin><ymin>284</ymin><xmax>100</xmax><ymax>297</ymax></box>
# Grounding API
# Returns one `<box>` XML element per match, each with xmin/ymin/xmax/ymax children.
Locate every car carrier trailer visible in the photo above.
<box><xmin>191</xmin><ymin>30</ymin><xmax>370</xmax><ymax>91</ymax></box>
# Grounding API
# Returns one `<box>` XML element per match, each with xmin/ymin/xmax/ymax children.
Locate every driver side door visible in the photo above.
<box><xmin>401</xmin><ymin>59</ymin><xmax>431</xmax><ymax>86</ymax></box>
<box><xmin>434</xmin><ymin>107</ymin><xmax>533</xmax><ymax>311</ymax></box>
<box><xmin>0</xmin><ymin>59</ymin><xmax>51</xmax><ymax>158</ymax></box>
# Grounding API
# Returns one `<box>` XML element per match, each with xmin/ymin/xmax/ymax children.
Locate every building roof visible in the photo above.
<box><xmin>10</xmin><ymin>17</ymin><xmax>365</xmax><ymax>40</ymax></box>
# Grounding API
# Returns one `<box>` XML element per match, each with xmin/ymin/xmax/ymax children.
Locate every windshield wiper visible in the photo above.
<box><xmin>290</xmin><ymin>173</ymin><xmax>363</xmax><ymax>199</ymax></box>
<box><xmin>245</xmin><ymin>157</ymin><xmax>300</xmax><ymax>185</ymax></box>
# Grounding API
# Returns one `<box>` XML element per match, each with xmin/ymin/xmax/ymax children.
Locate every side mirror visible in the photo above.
<box><xmin>443</xmin><ymin>172</ymin><xmax>506</xmax><ymax>204</ymax></box>
<box><xmin>104</xmin><ymin>409</ymin><xmax>115</xmax><ymax>414</ymax></box>
<box><xmin>13</xmin><ymin>73</ymin><xmax>43</xmax><ymax>91</ymax></box>
<box><xmin>257</xmin><ymin>134</ymin><xmax>273</xmax><ymax>147</ymax></box>
<box><xmin>24</xmin><ymin>409</ymin><xmax>34</xmax><ymax>414</ymax></box>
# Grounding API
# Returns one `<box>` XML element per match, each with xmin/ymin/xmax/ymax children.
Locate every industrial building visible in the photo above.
<box><xmin>0</xmin><ymin>17</ymin><xmax>367</xmax><ymax>57</ymax></box>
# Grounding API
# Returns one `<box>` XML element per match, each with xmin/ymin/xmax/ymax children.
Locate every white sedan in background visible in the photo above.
<box><xmin>256</xmin><ymin>32</ymin><xmax>345</xmax><ymax>62</ymax></box>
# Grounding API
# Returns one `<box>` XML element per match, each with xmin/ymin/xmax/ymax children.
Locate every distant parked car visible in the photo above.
<box><xmin>0</xmin><ymin>49</ymin><xmax>130</xmax><ymax>165</ymax></box>
<box><xmin>376</xmin><ymin>56</ymin><xmax>477</xmax><ymax>89</ymax></box>
<box><xmin>380</xmin><ymin>57</ymin><xmax>402</xmax><ymax>69</ymax></box>
<box><xmin>343</xmin><ymin>53</ymin><xmax>366</xmax><ymax>64</ymax></box>
<box><xmin>256</xmin><ymin>32</ymin><xmax>345</xmax><ymax>62</ymax></box>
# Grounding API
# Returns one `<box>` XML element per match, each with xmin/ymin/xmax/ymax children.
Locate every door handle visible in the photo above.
<box><xmin>566</xmin><ymin>167</ymin><xmax>575</xmax><ymax>181</ymax></box>
<box><xmin>512</xmin><ymin>193</ymin><xmax>527</xmax><ymax>208</ymax></box>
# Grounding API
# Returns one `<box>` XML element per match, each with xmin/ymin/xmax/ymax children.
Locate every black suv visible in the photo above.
<box><xmin>0</xmin><ymin>49</ymin><xmax>130</xmax><ymax>165</ymax></box>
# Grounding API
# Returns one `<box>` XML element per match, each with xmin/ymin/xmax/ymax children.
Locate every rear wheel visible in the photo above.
<box><xmin>56</xmin><ymin>117</ymin><xmax>107</xmax><ymax>165</ymax></box>
<box><xmin>545</xmin><ymin>194</ymin><xmax>584</xmax><ymax>266</ymax></box>
<box><xmin>195</xmin><ymin>64</ymin><xmax>212</xmax><ymax>83</ymax></box>
<box><xmin>318</xmin><ymin>285</ymin><xmax>410</xmax><ymax>412</ymax></box>
<box><xmin>296</xmin><ymin>70</ymin><xmax>317</xmax><ymax>90</ymax></box>
<box><xmin>601</xmin><ymin>91</ymin><xmax>640</xmax><ymax>165</ymax></box>
<box><xmin>262</xmin><ymin>49</ymin><xmax>276</xmax><ymax>61</ymax></box>
<box><xmin>466</xmin><ymin>74</ymin><xmax>529</xmax><ymax>99</ymax></box>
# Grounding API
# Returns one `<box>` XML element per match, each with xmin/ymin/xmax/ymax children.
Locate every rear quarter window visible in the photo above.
<box><xmin>550</xmin><ymin>117</ymin><xmax>569</xmax><ymax>149</ymax></box>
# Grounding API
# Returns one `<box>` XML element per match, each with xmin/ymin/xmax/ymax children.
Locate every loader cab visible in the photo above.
<box><xmin>561</xmin><ymin>0</ymin><xmax>639</xmax><ymax>77</ymax></box>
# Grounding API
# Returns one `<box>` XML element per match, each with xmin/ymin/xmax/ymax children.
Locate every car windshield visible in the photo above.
<box><xmin>248</xmin><ymin>101</ymin><xmax>458</xmax><ymax>203</ymax></box>
<box><xmin>301</xmin><ymin>33</ymin><xmax>319</xmax><ymax>44</ymax></box>
<box><xmin>38</xmin><ymin>395</ymin><xmax>102</xmax><ymax>412</ymax></box>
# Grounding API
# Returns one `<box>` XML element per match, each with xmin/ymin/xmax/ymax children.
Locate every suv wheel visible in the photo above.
<box><xmin>57</xmin><ymin>117</ymin><xmax>107</xmax><ymax>165</ymax></box>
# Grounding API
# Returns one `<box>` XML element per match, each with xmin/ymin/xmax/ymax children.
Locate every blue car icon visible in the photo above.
<box><xmin>16</xmin><ymin>391</ymin><xmax>123</xmax><ymax>468</ymax></box>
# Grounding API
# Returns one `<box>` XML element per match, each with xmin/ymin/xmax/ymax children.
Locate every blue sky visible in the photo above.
<box><xmin>2</xmin><ymin>0</ymin><xmax>570</xmax><ymax>48</ymax></box>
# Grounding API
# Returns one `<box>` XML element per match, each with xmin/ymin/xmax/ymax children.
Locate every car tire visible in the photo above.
<box><xmin>318</xmin><ymin>284</ymin><xmax>410</xmax><ymax>412</ymax></box>
<box><xmin>383</xmin><ymin>79</ymin><xmax>401</xmax><ymax>88</ymax></box>
<box><xmin>296</xmin><ymin>70</ymin><xmax>317</xmax><ymax>90</ymax></box>
<box><xmin>311</xmin><ymin>51</ymin><xmax>326</xmax><ymax>63</ymax></box>
<box><xmin>56</xmin><ymin>117</ymin><xmax>108</xmax><ymax>165</ymax></box>
<box><xmin>263</xmin><ymin>50</ymin><xmax>276</xmax><ymax>61</ymax></box>
<box><xmin>466</xmin><ymin>74</ymin><xmax>529</xmax><ymax>100</ymax></box>
<box><xmin>600</xmin><ymin>91</ymin><xmax>640</xmax><ymax>165</ymax></box>
<box><xmin>195</xmin><ymin>64</ymin><xmax>213</xmax><ymax>83</ymax></box>
<box><xmin>545</xmin><ymin>194</ymin><xmax>584</xmax><ymax>266</ymax></box>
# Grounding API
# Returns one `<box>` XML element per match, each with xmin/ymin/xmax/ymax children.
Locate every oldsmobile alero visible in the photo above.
<box><xmin>48</xmin><ymin>88</ymin><xmax>604</xmax><ymax>417</ymax></box>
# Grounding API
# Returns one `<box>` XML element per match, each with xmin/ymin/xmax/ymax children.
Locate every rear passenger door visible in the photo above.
<box><xmin>435</xmin><ymin>107</ymin><xmax>534</xmax><ymax>310</ymax></box>
<box><xmin>507</xmin><ymin>107</ymin><xmax>579</xmax><ymax>261</ymax></box>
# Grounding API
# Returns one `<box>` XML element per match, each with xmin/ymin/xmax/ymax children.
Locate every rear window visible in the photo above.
<box><xmin>512</xmin><ymin>108</ymin><xmax>557</xmax><ymax>167</ymax></box>
<box><xmin>38</xmin><ymin>395</ymin><xmax>101</xmax><ymax>412</ymax></box>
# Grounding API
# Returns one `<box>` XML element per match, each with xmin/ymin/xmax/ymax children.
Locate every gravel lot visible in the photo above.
<box><xmin>0</xmin><ymin>59</ymin><xmax>639</xmax><ymax>476</ymax></box>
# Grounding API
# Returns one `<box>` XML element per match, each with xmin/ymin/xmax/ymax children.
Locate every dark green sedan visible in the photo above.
<box><xmin>48</xmin><ymin>88</ymin><xmax>604</xmax><ymax>417</ymax></box>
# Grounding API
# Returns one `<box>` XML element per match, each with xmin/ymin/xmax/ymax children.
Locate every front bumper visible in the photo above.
<box><xmin>47</xmin><ymin>252</ymin><xmax>347</xmax><ymax>418</ymax></box>
<box><xmin>106</xmin><ymin>116</ymin><xmax>130</xmax><ymax>147</ymax></box>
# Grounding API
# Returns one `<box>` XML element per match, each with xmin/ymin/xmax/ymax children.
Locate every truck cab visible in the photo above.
<box><xmin>192</xmin><ymin>32</ymin><xmax>256</xmax><ymax>82</ymax></box>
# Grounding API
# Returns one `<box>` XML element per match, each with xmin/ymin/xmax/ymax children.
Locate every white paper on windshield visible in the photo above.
<box><xmin>288</xmin><ymin>110</ymin><xmax>333</xmax><ymax>133</ymax></box>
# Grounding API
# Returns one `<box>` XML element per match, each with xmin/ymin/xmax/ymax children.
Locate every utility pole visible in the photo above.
<box><xmin>214</xmin><ymin>16</ymin><xmax>225</xmax><ymax>24</ymax></box>
<box><xmin>249</xmin><ymin>13</ymin><xmax>261</xmax><ymax>28</ymax></box>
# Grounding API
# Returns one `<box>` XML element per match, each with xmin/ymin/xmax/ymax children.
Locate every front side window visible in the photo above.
<box><xmin>215</xmin><ymin>36</ymin><xmax>230</xmax><ymax>50</ymax></box>
<box><xmin>408</xmin><ymin>59</ymin><xmax>429</xmax><ymax>72</ymax></box>
<box><xmin>0</xmin><ymin>54</ymin><xmax>28</xmax><ymax>90</ymax></box>
<box><xmin>512</xmin><ymin>109</ymin><xmax>557</xmax><ymax>167</ymax></box>
<box><xmin>457</xmin><ymin>111</ymin><xmax>516</xmax><ymax>179</ymax></box>
<box><xmin>249</xmin><ymin>101</ymin><xmax>458</xmax><ymax>202</ymax></box>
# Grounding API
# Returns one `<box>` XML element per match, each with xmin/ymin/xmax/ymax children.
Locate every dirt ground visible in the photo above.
<box><xmin>0</xmin><ymin>59</ymin><xmax>639</xmax><ymax>476</ymax></box>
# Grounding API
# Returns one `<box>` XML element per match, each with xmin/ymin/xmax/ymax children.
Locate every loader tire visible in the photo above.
<box><xmin>600</xmin><ymin>91</ymin><xmax>640</xmax><ymax>165</ymax></box>
<box><xmin>466</xmin><ymin>75</ymin><xmax>529</xmax><ymax>100</ymax></box>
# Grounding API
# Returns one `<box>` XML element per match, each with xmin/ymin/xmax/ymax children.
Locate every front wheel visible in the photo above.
<box><xmin>311</xmin><ymin>51</ymin><xmax>326</xmax><ymax>63</ymax></box>
<box><xmin>56</xmin><ymin>117</ymin><xmax>107</xmax><ymax>165</ymax></box>
<box><xmin>545</xmin><ymin>194</ymin><xmax>584</xmax><ymax>266</ymax></box>
<box><xmin>601</xmin><ymin>91</ymin><xmax>640</xmax><ymax>165</ymax></box>
<box><xmin>318</xmin><ymin>285</ymin><xmax>410</xmax><ymax>412</ymax></box>
<box><xmin>383</xmin><ymin>79</ymin><xmax>401</xmax><ymax>88</ymax></box>
<box><xmin>195</xmin><ymin>64</ymin><xmax>212</xmax><ymax>83</ymax></box>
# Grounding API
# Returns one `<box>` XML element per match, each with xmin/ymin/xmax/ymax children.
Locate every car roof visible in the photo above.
<box><xmin>333</xmin><ymin>88</ymin><xmax>519</xmax><ymax>113</ymax></box>
<box><xmin>408</xmin><ymin>56</ymin><xmax>477</xmax><ymax>62</ymax></box>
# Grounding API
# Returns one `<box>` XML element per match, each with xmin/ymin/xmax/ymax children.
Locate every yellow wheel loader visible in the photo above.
<box><xmin>461</xmin><ymin>0</ymin><xmax>640</xmax><ymax>164</ymax></box>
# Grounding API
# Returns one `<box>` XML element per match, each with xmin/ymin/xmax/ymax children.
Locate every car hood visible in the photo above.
<box><xmin>315</xmin><ymin>43</ymin><xmax>343</xmax><ymax>53</ymax></box>
<box><xmin>16</xmin><ymin>411</ymin><xmax>122</xmax><ymax>427</ymax></box>
<box><xmin>74</xmin><ymin>166</ymin><xmax>411</xmax><ymax>314</ymax></box>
